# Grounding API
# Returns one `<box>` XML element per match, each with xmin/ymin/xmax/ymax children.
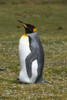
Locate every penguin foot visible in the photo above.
<box><xmin>17</xmin><ymin>78</ymin><xmax>28</xmax><ymax>84</ymax></box>
<box><xmin>0</xmin><ymin>67</ymin><xmax>4</xmax><ymax>71</ymax></box>
<box><xmin>17</xmin><ymin>78</ymin><xmax>23</xmax><ymax>84</ymax></box>
<box><xmin>35</xmin><ymin>77</ymin><xmax>49</xmax><ymax>84</ymax></box>
<box><xmin>41</xmin><ymin>80</ymin><xmax>49</xmax><ymax>83</ymax></box>
<box><xmin>37</xmin><ymin>80</ymin><xmax>49</xmax><ymax>83</ymax></box>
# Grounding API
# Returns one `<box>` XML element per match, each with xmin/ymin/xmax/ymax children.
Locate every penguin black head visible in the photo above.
<box><xmin>18</xmin><ymin>20</ymin><xmax>37</xmax><ymax>34</ymax></box>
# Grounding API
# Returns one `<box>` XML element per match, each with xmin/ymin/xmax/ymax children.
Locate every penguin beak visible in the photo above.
<box><xmin>18</xmin><ymin>20</ymin><xmax>27</xmax><ymax>28</ymax></box>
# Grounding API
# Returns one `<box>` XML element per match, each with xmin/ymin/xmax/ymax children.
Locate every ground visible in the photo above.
<box><xmin>0</xmin><ymin>0</ymin><xmax>67</xmax><ymax>100</ymax></box>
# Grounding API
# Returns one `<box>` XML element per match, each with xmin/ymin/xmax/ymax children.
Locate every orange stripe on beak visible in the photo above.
<box><xmin>22</xmin><ymin>23</ymin><xmax>27</xmax><ymax>28</ymax></box>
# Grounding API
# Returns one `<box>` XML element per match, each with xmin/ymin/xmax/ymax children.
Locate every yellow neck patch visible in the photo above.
<box><xmin>22</xmin><ymin>34</ymin><xmax>28</xmax><ymax>37</ymax></box>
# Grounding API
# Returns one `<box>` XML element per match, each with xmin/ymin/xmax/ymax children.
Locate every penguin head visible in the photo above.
<box><xmin>18</xmin><ymin>20</ymin><xmax>37</xmax><ymax>34</ymax></box>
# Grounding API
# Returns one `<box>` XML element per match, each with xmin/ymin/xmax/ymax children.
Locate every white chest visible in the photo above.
<box><xmin>19</xmin><ymin>36</ymin><xmax>31</xmax><ymax>60</ymax></box>
<box><xmin>18</xmin><ymin>36</ymin><xmax>38</xmax><ymax>83</ymax></box>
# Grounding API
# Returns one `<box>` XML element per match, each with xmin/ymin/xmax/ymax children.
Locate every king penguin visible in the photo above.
<box><xmin>18</xmin><ymin>20</ymin><xmax>47</xmax><ymax>84</ymax></box>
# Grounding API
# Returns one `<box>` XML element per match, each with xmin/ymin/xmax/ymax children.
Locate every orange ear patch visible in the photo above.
<box><xmin>33</xmin><ymin>28</ymin><xmax>37</xmax><ymax>32</ymax></box>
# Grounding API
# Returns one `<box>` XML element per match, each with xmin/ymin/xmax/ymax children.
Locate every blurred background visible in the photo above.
<box><xmin>0</xmin><ymin>0</ymin><xmax>67</xmax><ymax>100</ymax></box>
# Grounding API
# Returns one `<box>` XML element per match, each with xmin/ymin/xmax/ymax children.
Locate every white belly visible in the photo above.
<box><xmin>19</xmin><ymin>36</ymin><xmax>38</xmax><ymax>83</ymax></box>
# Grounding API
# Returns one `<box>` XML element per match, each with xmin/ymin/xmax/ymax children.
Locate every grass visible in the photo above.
<box><xmin>0</xmin><ymin>0</ymin><xmax>67</xmax><ymax>100</ymax></box>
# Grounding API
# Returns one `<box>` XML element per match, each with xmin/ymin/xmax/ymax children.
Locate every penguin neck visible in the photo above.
<box><xmin>27</xmin><ymin>32</ymin><xmax>37</xmax><ymax>37</ymax></box>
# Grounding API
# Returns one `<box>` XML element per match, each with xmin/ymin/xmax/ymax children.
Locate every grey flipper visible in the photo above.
<box><xmin>28</xmin><ymin>32</ymin><xmax>46</xmax><ymax>83</ymax></box>
<box><xmin>25</xmin><ymin>45</ymin><xmax>38</xmax><ymax>78</ymax></box>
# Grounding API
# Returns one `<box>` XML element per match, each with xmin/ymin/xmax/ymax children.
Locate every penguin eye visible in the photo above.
<box><xmin>33</xmin><ymin>28</ymin><xmax>37</xmax><ymax>32</ymax></box>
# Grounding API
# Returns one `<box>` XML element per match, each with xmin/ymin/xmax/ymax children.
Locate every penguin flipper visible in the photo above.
<box><xmin>25</xmin><ymin>47</ymin><xmax>38</xmax><ymax>78</ymax></box>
